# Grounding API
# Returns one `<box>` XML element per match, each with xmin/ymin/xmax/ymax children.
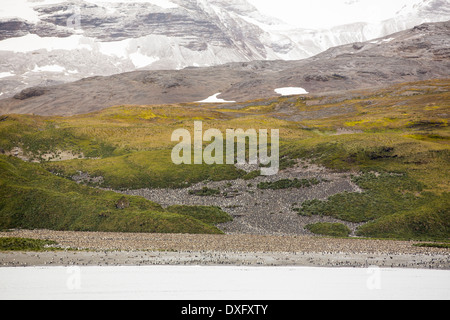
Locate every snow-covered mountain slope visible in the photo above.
<box><xmin>268</xmin><ymin>0</ymin><xmax>450</xmax><ymax>59</ymax></box>
<box><xmin>0</xmin><ymin>0</ymin><xmax>449</xmax><ymax>98</ymax></box>
<box><xmin>0</xmin><ymin>0</ymin><xmax>292</xmax><ymax>97</ymax></box>
<box><xmin>1</xmin><ymin>20</ymin><xmax>448</xmax><ymax>116</ymax></box>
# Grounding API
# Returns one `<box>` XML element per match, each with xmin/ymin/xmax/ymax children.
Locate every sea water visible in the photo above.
<box><xmin>0</xmin><ymin>266</ymin><xmax>449</xmax><ymax>300</ymax></box>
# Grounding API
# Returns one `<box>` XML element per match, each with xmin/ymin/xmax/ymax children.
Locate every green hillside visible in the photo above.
<box><xmin>0</xmin><ymin>155</ymin><xmax>228</xmax><ymax>234</ymax></box>
<box><xmin>0</xmin><ymin>79</ymin><xmax>448</xmax><ymax>240</ymax></box>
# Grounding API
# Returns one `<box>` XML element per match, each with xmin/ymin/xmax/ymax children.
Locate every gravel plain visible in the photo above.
<box><xmin>119</xmin><ymin>161</ymin><xmax>364</xmax><ymax>236</ymax></box>
<box><xmin>1</xmin><ymin>163</ymin><xmax>448</xmax><ymax>269</ymax></box>
<box><xmin>1</xmin><ymin>229</ymin><xmax>449</xmax><ymax>269</ymax></box>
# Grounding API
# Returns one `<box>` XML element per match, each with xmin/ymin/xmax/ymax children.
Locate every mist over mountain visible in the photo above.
<box><xmin>0</xmin><ymin>0</ymin><xmax>449</xmax><ymax>99</ymax></box>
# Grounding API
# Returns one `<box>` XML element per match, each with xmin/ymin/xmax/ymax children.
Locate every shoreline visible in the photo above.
<box><xmin>1</xmin><ymin>250</ymin><xmax>449</xmax><ymax>269</ymax></box>
<box><xmin>1</xmin><ymin>230</ymin><xmax>449</xmax><ymax>269</ymax></box>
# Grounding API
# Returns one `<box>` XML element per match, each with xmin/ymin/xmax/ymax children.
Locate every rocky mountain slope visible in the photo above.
<box><xmin>0</xmin><ymin>0</ymin><xmax>448</xmax><ymax>99</ymax></box>
<box><xmin>0</xmin><ymin>0</ymin><xmax>310</xmax><ymax>99</ymax></box>
<box><xmin>0</xmin><ymin>20</ymin><xmax>448</xmax><ymax>116</ymax></box>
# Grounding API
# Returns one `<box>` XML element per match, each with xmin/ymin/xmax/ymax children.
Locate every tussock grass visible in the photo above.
<box><xmin>305</xmin><ymin>223</ymin><xmax>351</xmax><ymax>238</ymax></box>
<box><xmin>0</xmin><ymin>237</ymin><xmax>58</xmax><ymax>251</ymax></box>
<box><xmin>46</xmin><ymin>150</ymin><xmax>245</xmax><ymax>190</ymax></box>
<box><xmin>0</xmin><ymin>155</ymin><xmax>224</xmax><ymax>234</ymax></box>
<box><xmin>258</xmin><ymin>178</ymin><xmax>321</xmax><ymax>190</ymax></box>
<box><xmin>413</xmin><ymin>243</ymin><xmax>450</xmax><ymax>249</ymax></box>
<box><xmin>0</xmin><ymin>79</ymin><xmax>448</xmax><ymax>239</ymax></box>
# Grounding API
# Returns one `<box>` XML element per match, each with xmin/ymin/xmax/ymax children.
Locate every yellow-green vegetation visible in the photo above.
<box><xmin>305</xmin><ymin>223</ymin><xmax>351</xmax><ymax>238</ymax></box>
<box><xmin>48</xmin><ymin>150</ymin><xmax>245</xmax><ymax>190</ymax></box>
<box><xmin>0</xmin><ymin>79</ymin><xmax>448</xmax><ymax>239</ymax></box>
<box><xmin>413</xmin><ymin>243</ymin><xmax>450</xmax><ymax>249</ymax></box>
<box><xmin>0</xmin><ymin>237</ymin><xmax>58</xmax><ymax>251</ymax></box>
<box><xmin>279</xmin><ymin>81</ymin><xmax>450</xmax><ymax>240</ymax></box>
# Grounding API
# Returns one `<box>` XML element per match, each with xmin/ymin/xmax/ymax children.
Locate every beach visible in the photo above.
<box><xmin>1</xmin><ymin>230</ymin><xmax>449</xmax><ymax>269</ymax></box>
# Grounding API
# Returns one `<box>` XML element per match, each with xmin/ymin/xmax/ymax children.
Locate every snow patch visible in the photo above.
<box><xmin>85</xmin><ymin>0</ymin><xmax>179</xmax><ymax>9</ymax></box>
<box><xmin>0</xmin><ymin>72</ymin><xmax>14</xmax><ymax>79</ymax></box>
<box><xmin>0</xmin><ymin>0</ymin><xmax>40</xmax><ymax>22</ymax></box>
<box><xmin>275</xmin><ymin>87</ymin><xmax>309</xmax><ymax>96</ymax></box>
<box><xmin>370</xmin><ymin>37</ymin><xmax>395</xmax><ymax>45</ymax></box>
<box><xmin>197</xmin><ymin>93</ymin><xmax>236</xmax><ymax>103</ymax></box>
<box><xmin>129</xmin><ymin>51</ymin><xmax>160</xmax><ymax>68</ymax></box>
<box><xmin>0</xmin><ymin>34</ymin><xmax>93</xmax><ymax>53</ymax></box>
<box><xmin>97</xmin><ymin>39</ymin><xmax>160</xmax><ymax>68</ymax></box>
<box><xmin>0</xmin><ymin>0</ymin><xmax>178</xmax><ymax>23</ymax></box>
<box><xmin>97</xmin><ymin>39</ymin><xmax>130</xmax><ymax>58</ymax></box>
<box><xmin>33</xmin><ymin>65</ymin><xmax>66</xmax><ymax>73</ymax></box>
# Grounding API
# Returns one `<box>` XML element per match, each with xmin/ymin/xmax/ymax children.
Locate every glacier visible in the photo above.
<box><xmin>0</xmin><ymin>0</ymin><xmax>448</xmax><ymax>98</ymax></box>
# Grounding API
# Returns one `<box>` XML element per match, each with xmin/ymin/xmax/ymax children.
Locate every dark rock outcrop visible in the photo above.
<box><xmin>13</xmin><ymin>87</ymin><xmax>49</xmax><ymax>100</ymax></box>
